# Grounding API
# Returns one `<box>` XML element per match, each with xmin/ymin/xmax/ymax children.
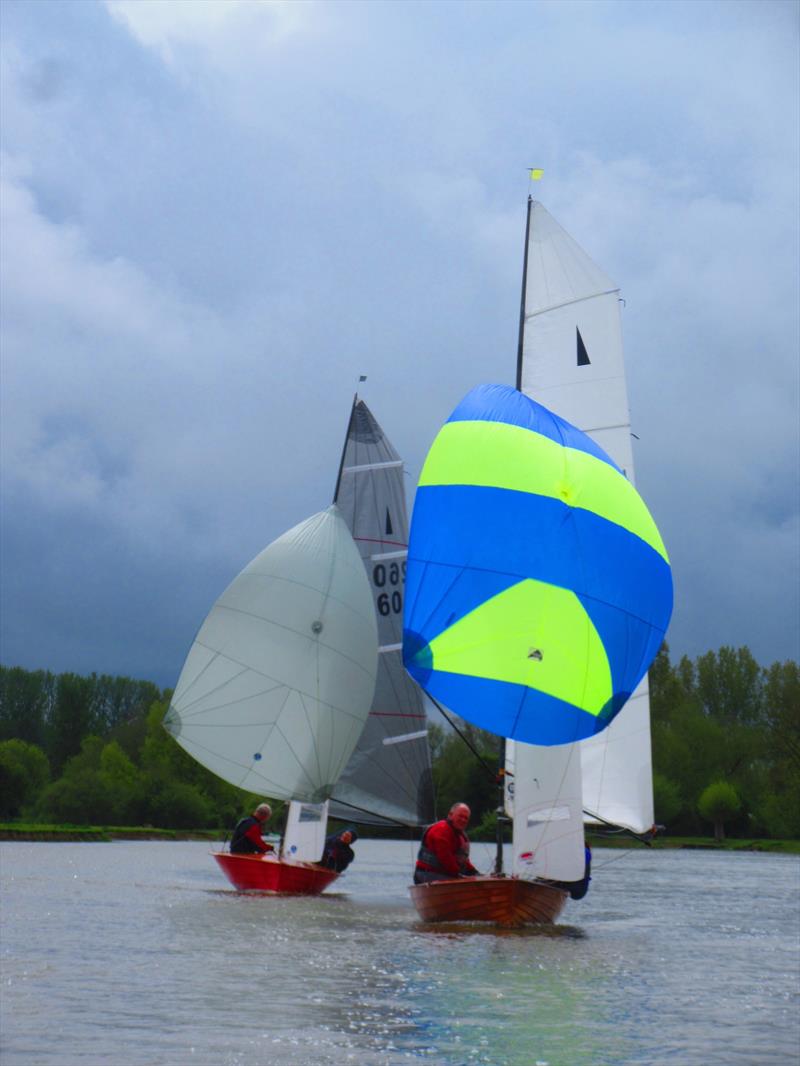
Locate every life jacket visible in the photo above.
<box><xmin>415</xmin><ymin>820</ymin><xmax>471</xmax><ymax>875</ymax></box>
<box><xmin>230</xmin><ymin>816</ymin><xmax>261</xmax><ymax>854</ymax></box>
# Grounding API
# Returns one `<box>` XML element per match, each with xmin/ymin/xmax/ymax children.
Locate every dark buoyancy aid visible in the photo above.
<box><xmin>415</xmin><ymin>820</ymin><xmax>471</xmax><ymax>876</ymax></box>
<box><xmin>230</xmin><ymin>816</ymin><xmax>261</xmax><ymax>854</ymax></box>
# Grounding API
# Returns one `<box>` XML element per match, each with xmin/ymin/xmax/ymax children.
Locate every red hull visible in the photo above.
<box><xmin>212</xmin><ymin>852</ymin><xmax>339</xmax><ymax>895</ymax></box>
<box><xmin>409</xmin><ymin>875</ymin><xmax>567</xmax><ymax>927</ymax></box>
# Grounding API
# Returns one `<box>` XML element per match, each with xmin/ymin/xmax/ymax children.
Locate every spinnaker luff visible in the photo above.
<box><xmin>402</xmin><ymin>382</ymin><xmax>673</xmax><ymax>746</ymax></box>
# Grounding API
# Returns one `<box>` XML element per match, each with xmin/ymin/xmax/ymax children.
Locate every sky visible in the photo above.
<box><xmin>1</xmin><ymin>0</ymin><xmax>798</xmax><ymax>690</ymax></box>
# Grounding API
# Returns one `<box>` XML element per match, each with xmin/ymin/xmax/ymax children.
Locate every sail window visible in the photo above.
<box><xmin>577</xmin><ymin>327</ymin><xmax>591</xmax><ymax>366</ymax></box>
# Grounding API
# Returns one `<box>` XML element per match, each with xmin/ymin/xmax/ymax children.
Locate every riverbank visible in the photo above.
<box><xmin>1</xmin><ymin>823</ymin><xmax>798</xmax><ymax>851</ymax></box>
<box><xmin>0</xmin><ymin>825</ymin><xmax>223</xmax><ymax>842</ymax></box>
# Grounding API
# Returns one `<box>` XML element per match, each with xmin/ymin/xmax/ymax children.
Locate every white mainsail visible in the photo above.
<box><xmin>519</xmin><ymin>200</ymin><xmax>654</xmax><ymax>835</ymax></box>
<box><xmin>165</xmin><ymin>506</ymin><xmax>379</xmax><ymax>805</ymax></box>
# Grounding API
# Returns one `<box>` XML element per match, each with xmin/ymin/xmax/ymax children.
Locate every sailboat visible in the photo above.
<box><xmin>404</xmin><ymin>199</ymin><xmax>673</xmax><ymax>925</ymax></box>
<box><xmin>165</xmin><ymin>398</ymin><xmax>432</xmax><ymax>894</ymax></box>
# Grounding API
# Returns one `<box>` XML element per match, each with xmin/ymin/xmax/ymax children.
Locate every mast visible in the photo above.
<box><xmin>494</xmin><ymin>194</ymin><xmax>534</xmax><ymax>876</ymax></box>
<box><xmin>333</xmin><ymin>392</ymin><xmax>358</xmax><ymax>503</ymax></box>
<box><xmin>515</xmin><ymin>196</ymin><xmax>533</xmax><ymax>392</ymax></box>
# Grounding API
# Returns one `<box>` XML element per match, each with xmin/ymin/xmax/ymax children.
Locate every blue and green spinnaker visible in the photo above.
<box><xmin>402</xmin><ymin>383</ymin><xmax>673</xmax><ymax>745</ymax></box>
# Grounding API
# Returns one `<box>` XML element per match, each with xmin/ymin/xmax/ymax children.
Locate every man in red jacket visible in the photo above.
<box><xmin>414</xmin><ymin>802</ymin><xmax>480</xmax><ymax>884</ymax></box>
<box><xmin>230</xmin><ymin>803</ymin><xmax>275</xmax><ymax>855</ymax></box>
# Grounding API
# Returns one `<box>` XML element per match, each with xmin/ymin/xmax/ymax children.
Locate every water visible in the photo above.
<box><xmin>1</xmin><ymin>839</ymin><xmax>798</xmax><ymax>1065</ymax></box>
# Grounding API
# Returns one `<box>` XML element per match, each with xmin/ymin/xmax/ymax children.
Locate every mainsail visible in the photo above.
<box><xmin>519</xmin><ymin>200</ymin><xmax>659</xmax><ymax>833</ymax></box>
<box><xmin>330</xmin><ymin>398</ymin><xmax>434</xmax><ymax>827</ymax></box>
<box><xmin>165</xmin><ymin>506</ymin><xmax>379</xmax><ymax>804</ymax></box>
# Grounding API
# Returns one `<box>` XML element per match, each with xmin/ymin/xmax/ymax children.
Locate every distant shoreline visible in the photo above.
<box><xmin>1</xmin><ymin>825</ymin><xmax>798</xmax><ymax>853</ymax></box>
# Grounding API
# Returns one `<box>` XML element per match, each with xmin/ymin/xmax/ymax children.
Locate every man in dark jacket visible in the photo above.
<box><xmin>414</xmin><ymin>802</ymin><xmax>480</xmax><ymax>884</ymax></box>
<box><xmin>319</xmin><ymin>827</ymin><xmax>358</xmax><ymax>873</ymax></box>
<box><xmin>230</xmin><ymin>803</ymin><xmax>275</xmax><ymax>855</ymax></box>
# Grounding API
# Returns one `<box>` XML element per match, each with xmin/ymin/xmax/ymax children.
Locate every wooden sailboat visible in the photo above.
<box><xmin>409</xmin><ymin>875</ymin><xmax>567</xmax><ymax>925</ymax></box>
<box><xmin>166</xmin><ymin>397</ymin><xmax>433</xmax><ymax>894</ymax></box>
<box><xmin>404</xmin><ymin>198</ymin><xmax>673</xmax><ymax>925</ymax></box>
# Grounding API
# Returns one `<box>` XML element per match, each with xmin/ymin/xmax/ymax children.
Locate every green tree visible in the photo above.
<box><xmin>698</xmin><ymin>781</ymin><xmax>741</xmax><ymax>842</ymax></box>
<box><xmin>652</xmin><ymin>772</ymin><xmax>682</xmax><ymax>828</ymax></box>
<box><xmin>0</xmin><ymin>667</ymin><xmax>55</xmax><ymax>748</ymax></box>
<box><xmin>0</xmin><ymin>739</ymin><xmax>51</xmax><ymax>818</ymax></box>
<box><xmin>696</xmin><ymin>646</ymin><xmax>764</xmax><ymax>724</ymax></box>
<box><xmin>49</xmin><ymin>673</ymin><xmax>97</xmax><ymax>773</ymax></box>
<box><xmin>37</xmin><ymin>737</ymin><xmax>113</xmax><ymax>824</ymax></box>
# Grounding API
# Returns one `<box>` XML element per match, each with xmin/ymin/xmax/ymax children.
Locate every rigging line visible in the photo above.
<box><xmin>327</xmin><ymin>795</ymin><xmax>416</xmax><ymax>829</ymax></box>
<box><xmin>583</xmin><ymin>807</ymin><xmax>655</xmax><ymax>846</ymax></box>
<box><xmin>428</xmin><ymin>694</ymin><xmax>498</xmax><ymax>783</ymax></box>
<box><xmin>592</xmin><ymin>848</ymin><xmax>640</xmax><ymax>870</ymax></box>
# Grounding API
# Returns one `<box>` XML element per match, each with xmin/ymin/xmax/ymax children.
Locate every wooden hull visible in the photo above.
<box><xmin>212</xmin><ymin>852</ymin><xmax>339</xmax><ymax>895</ymax></box>
<box><xmin>409</xmin><ymin>875</ymin><xmax>567</xmax><ymax>926</ymax></box>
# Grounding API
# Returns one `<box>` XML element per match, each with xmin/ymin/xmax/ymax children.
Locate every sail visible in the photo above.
<box><xmin>403</xmin><ymin>382</ymin><xmax>672</xmax><ymax>747</ymax></box>
<box><xmin>506</xmin><ymin>739</ymin><xmax>585</xmax><ymax>882</ymax></box>
<box><xmin>519</xmin><ymin>200</ymin><xmax>657</xmax><ymax>832</ymax></box>
<box><xmin>165</xmin><ymin>506</ymin><xmax>379</xmax><ymax>803</ymax></box>
<box><xmin>283</xmin><ymin>800</ymin><xmax>329</xmax><ymax>863</ymax></box>
<box><xmin>329</xmin><ymin>399</ymin><xmax>434</xmax><ymax>826</ymax></box>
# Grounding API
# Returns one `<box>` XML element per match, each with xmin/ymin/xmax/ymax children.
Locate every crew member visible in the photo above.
<box><xmin>414</xmin><ymin>802</ymin><xmax>480</xmax><ymax>884</ymax></box>
<box><xmin>230</xmin><ymin>803</ymin><xmax>275</xmax><ymax>854</ymax></box>
<box><xmin>319</xmin><ymin>826</ymin><xmax>358</xmax><ymax>873</ymax></box>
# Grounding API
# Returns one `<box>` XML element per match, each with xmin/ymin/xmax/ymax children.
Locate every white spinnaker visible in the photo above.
<box><xmin>283</xmin><ymin>800</ymin><xmax>329</xmax><ymax>863</ymax></box>
<box><xmin>520</xmin><ymin>200</ymin><xmax>654</xmax><ymax>835</ymax></box>
<box><xmin>165</xmin><ymin>506</ymin><xmax>378</xmax><ymax>803</ymax></box>
<box><xmin>507</xmin><ymin>739</ymin><xmax>585</xmax><ymax>882</ymax></box>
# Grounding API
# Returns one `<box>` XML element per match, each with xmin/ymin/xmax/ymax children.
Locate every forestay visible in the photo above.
<box><xmin>330</xmin><ymin>399</ymin><xmax>434</xmax><ymax>827</ymax></box>
<box><xmin>165</xmin><ymin>506</ymin><xmax>378</xmax><ymax>803</ymax></box>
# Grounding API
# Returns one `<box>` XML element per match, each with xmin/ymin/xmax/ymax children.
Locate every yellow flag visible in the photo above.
<box><xmin>529</xmin><ymin>168</ymin><xmax>544</xmax><ymax>180</ymax></box>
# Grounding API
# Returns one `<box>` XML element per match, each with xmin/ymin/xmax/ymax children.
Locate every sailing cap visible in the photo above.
<box><xmin>342</xmin><ymin>826</ymin><xmax>358</xmax><ymax>842</ymax></box>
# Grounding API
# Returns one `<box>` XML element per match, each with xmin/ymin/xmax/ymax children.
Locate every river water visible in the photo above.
<box><xmin>1</xmin><ymin>839</ymin><xmax>798</xmax><ymax>1065</ymax></box>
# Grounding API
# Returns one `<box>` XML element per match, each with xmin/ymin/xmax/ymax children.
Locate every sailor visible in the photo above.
<box><xmin>547</xmin><ymin>842</ymin><xmax>592</xmax><ymax>899</ymax></box>
<box><xmin>566</xmin><ymin>843</ymin><xmax>592</xmax><ymax>900</ymax></box>
<box><xmin>229</xmin><ymin>803</ymin><xmax>275</xmax><ymax>855</ymax></box>
<box><xmin>319</xmin><ymin>826</ymin><xmax>358</xmax><ymax>873</ymax></box>
<box><xmin>414</xmin><ymin>802</ymin><xmax>480</xmax><ymax>884</ymax></box>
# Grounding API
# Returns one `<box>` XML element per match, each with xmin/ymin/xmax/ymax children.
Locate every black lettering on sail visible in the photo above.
<box><xmin>577</xmin><ymin>327</ymin><xmax>591</xmax><ymax>366</ymax></box>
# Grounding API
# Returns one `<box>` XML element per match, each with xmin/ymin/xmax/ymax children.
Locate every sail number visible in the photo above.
<box><xmin>373</xmin><ymin>561</ymin><xmax>405</xmax><ymax>616</ymax></box>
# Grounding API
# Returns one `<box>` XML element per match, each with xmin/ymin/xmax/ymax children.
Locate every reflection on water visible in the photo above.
<box><xmin>1</xmin><ymin>840</ymin><xmax>798</xmax><ymax>1065</ymax></box>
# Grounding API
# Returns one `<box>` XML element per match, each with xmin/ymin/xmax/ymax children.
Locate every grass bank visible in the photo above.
<box><xmin>2</xmin><ymin>824</ymin><xmax>799</xmax><ymax>852</ymax></box>
<box><xmin>585</xmin><ymin>834</ymin><xmax>800</xmax><ymax>854</ymax></box>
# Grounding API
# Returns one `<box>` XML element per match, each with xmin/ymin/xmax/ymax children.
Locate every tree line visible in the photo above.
<box><xmin>0</xmin><ymin>644</ymin><xmax>798</xmax><ymax>839</ymax></box>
